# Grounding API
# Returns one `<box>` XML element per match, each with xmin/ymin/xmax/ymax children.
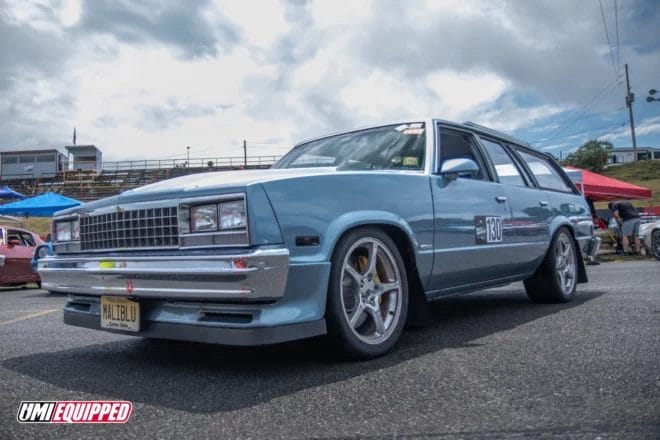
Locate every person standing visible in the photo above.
<box><xmin>608</xmin><ymin>200</ymin><xmax>642</xmax><ymax>255</ymax></box>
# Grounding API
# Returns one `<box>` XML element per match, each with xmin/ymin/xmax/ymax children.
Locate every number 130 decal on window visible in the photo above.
<box><xmin>475</xmin><ymin>216</ymin><xmax>503</xmax><ymax>244</ymax></box>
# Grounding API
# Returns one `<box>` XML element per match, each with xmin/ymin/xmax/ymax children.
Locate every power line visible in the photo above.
<box><xmin>614</xmin><ymin>0</ymin><xmax>620</xmax><ymax>71</ymax></box>
<box><xmin>539</xmin><ymin>75</ymin><xmax>623</xmax><ymax>142</ymax></box>
<box><xmin>246</xmin><ymin>141</ymin><xmax>291</xmax><ymax>147</ymax></box>
<box><xmin>539</xmin><ymin>121</ymin><xmax>627</xmax><ymax>158</ymax></box>
<box><xmin>535</xmin><ymin>121</ymin><xmax>626</xmax><ymax>146</ymax></box>
<box><xmin>599</xmin><ymin>0</ymin><xmax>618</xmax><ymax>79</ymax></box>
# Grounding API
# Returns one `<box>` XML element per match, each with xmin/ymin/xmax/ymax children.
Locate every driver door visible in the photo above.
<box><xmin>427</xmin><ymin>126</ymin><xmax>516</xmax><ymax>294</ymax></box>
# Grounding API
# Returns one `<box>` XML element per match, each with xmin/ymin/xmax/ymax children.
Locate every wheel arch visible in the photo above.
<box><xmin>548</xmin><ymin>221</ymin><xmax>588</xmax><ymax>284</ymax></box>
<box><xmin>326</xmin><ymin>220</ymin><xmax>431</xmax><ymax>327</ymax></box>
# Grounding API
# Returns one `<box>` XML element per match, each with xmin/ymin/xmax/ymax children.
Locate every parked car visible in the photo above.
<box><xmin>38</xmin><ymin>119</ymin><xmax>594</xmax><ymax>358</ymax></box>
<box><xmin>640</xmin><ymin>220</ymin><xmax>660</xmax><ymax>260</ymax></box>
<box><xmin>0</xmin><ymin>225</ymin><xmax>43</xmax><ymax>287</ymax></box>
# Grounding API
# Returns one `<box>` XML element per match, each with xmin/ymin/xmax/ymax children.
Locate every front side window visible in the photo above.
<box><xmin>6</xmin><ymin>230</ymin><xmax>23</xmax><ymax>246</ymax></box>
<box><xmin>516</xmin><ymin>149</ymin><xmax>572</xmax><ymax>192</ymax></box>
<box><xmin>437</xmin><ymin>129</ymin><xmax>486</xmax><ymax>180</ymax></box>
<box><xmin>19</xmin><ymin>232</ymin><xmax>36</xmax><ymax>247</ymax></box>
<box><xmin>274</xmin><ymin>123</ymin><xmax>426</xmax><ymax>171</ymax></box>
<box><xmin>480</xmin><ymin>138</ymin><xmax>527</xmax><ymax>187</ymax></box>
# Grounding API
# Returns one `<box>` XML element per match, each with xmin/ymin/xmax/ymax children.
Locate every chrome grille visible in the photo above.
<box><xmin>80</xmin><ymin>207</ymin><xmax>179</xmax><ymax>251</ymax></box>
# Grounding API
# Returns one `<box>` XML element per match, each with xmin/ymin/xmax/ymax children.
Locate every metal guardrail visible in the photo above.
<box><xmin>0</xmin><ymin>155</ymin><xmax>283</xmax><ymax>201</ymax></box>
<box><xmin>102</xmin><ymin>155</ymin><xmax>281</xmax><ymax>171</ymax></box>
<box><xmin>0</xmin><ymin>155</ymin><xmax>282</xmax><ymax>180</ymax></box>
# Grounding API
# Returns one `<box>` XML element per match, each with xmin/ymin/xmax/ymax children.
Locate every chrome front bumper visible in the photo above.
<box><xmin>37</xmin><ymin>248</ymin><xmax>289</xmax><ymax>301</ymax></box>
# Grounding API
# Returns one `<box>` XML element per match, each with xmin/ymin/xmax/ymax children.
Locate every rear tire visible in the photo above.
<box><xmin>524</xmin><ymin>227</ymin><xmax>577</xmax><ymax>303</ymax></box>
<box><xmin>326</xmin><ymin>227</ymin><xmax>408</xmax><ymax>359</ymax></box>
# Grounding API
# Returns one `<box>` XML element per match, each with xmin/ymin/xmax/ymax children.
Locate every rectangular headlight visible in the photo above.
<box><xmin>191</xmin><ymin>204</ymin><xmax>218</xmax><ymax>232</ymax></box>
<box><xmin>55</xmin><ymin>221</ymin><xmax>72</xmax><ymax>242</ymax></box>
<box><xmin>72</xmin><ymin>219</ymin><xmax>80</xmax><ymax>240</ymax></box>
<box><xmin>218</xmin><ymin>201</ymin><xmax>247</xmax><ymax>229</ymax></box>
<box><xmin>54</xmin><ymin>219</ymin><xmax>80</xmax><ymax>242</ymax></box>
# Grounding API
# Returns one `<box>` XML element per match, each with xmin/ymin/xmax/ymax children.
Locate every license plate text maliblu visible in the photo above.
<box><xmin>102</xmin><ymin>301</ymin><xmax>138</xmax><ymax>323</ymax></box>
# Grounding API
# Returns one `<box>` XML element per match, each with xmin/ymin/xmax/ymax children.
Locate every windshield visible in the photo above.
<box><xmin>274</xmin><ymin>123</ymin><xmax>426</xmax><ymax>171</ymax></box>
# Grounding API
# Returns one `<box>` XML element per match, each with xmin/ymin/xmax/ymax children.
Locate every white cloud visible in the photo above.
<box><xmin>308</xmin><ymin>0</ymin><xmax>373</xmax><ymax>29</ymax></box>
<box><xmin>599</xmin><ymin>116</ymin><xmax>660</xmax><ymax>144</ymax></box>
<box><xmin>70</xmin><ymin>43</ymin><xmax>290</xmax><ymax>159</ymax></box>
<box><xmin>474</xmin><ymin>99</ymin><xmax>565</xmax><ymax>133</ymax></box>
<box><xmin>426</xmin><ymin>70</ymin><xmax>509</xmax><ymax>119</ymax></box>
<box><xmin>1</xmin><ymin>0</ymin><xmax>659</xmax><ymax>164</ymax></box>
<box><xmin>210</xmin><ymin>0</ymin><xmax>287</xmax><ymax>48</ymax></box>
<box><xmin>59</xmin><ymin>0</ymin><xmax>81</xmax><ymax>27</ymax></box>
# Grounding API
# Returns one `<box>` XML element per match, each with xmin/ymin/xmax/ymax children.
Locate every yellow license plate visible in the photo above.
<box><xmin>101</xmin><ymin>296</ymin><xmax>140</xmax><ymax>332</ymax></box>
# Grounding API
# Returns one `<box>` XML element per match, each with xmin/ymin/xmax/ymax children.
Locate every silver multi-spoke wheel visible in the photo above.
<box><xmin>327</xmin><ymin>228</ymin><xmax>408</xmax><ymax>358</ymax></box>
<box><xmin>340</xmin><ymin>237</ymin><xmax>403</xmax><ymax>345</ymax></box>
<box><xmin>524</xmin><ymin>227</ymin><xmax>578</xmax><ymax>303</ymax></box>
<box><xmin>554</xmin><ymin>233</ymin><xmax>576</xmax><ymax>296</ymax></box>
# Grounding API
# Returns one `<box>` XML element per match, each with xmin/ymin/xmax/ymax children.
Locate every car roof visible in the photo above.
<box><xmin>293</xmin><ymin>117</ymin><xmax>536</xmax><ymax>151</ymax></box>
<box><xmin>0</xmin><ymin>225</ymin><xmax>36</xmax><ymax>233</ymax></box>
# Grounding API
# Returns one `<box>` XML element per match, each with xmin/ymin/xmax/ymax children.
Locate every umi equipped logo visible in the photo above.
<box><xmin>17</xmin><ymin>401</ymin><xmax>132</xmax><ymax>424</ymax></box>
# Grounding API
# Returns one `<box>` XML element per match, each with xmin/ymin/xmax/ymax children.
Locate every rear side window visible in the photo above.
<box><xmin>516</xmin><ymin>149</ymin><xmax>572</xmax><ymax>192</ymax></box>
<box><xmin>479</xmin><ymin>138</ymin><xmax>526</xmax><ymax>187</ymax></box>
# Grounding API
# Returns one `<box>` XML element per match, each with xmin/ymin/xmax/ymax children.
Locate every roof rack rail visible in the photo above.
<box><xmin>463</xmin><ymin>121</ymin><xmax>532</xmax><ymax>147</ymax></box>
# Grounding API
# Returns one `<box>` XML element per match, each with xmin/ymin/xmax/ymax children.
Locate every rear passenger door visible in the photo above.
<box><xmin>477</xmin><ymin>137</ymin><xmax>549</xmax><ymax>274</ymax></box>
<box><xmin>511</xmin><ymin>147</ymin><xmax>589</xmax><ymax>263</ymax></box>
<box><xmin>427</xmin><ymin>126</ymin><xmax>516</xmax><ymax>293</ymax></box>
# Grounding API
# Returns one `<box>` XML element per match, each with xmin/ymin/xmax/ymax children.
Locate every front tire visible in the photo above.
<box><xmin>326</xmin><ymin>227</ymin><xmax>408</xmax><ymax>359</ymax></box>
<box><xmin>524</xmin><ymin>227</ymin><xmax>577</xmax><ymax>303</ymax></box>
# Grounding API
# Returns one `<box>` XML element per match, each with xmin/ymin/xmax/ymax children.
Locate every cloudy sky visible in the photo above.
<box><xmin>1</xmin><ymin>0</ymin><xmax>659</xmax><ymax>163</ymax></box>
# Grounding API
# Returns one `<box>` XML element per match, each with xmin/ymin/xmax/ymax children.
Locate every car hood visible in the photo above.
<box><xmin>125</xmin><ymin>167</ymin><xmax>337</xmax><ymax>195</ymax></box>
<box><xmin>54</xmin><ymin>167</ymin><xmax>338</xmax><ymax>215</ymax></box>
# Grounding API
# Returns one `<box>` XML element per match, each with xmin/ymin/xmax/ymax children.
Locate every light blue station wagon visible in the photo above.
<box><xmin>38</xmin><ymin>119</ymin><xmax>595</xmax><ymax>358</ymax></box>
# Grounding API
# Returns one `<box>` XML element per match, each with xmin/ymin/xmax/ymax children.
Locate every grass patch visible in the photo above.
<box><xmin>596</xmin><ymin>160</ymin><xmax>660</xmax><ymax>208</ymax></box>
<box><xmin>3</xmin><ymin>217</ymin><xmax>53</xmax><ymax>237</ymax></box>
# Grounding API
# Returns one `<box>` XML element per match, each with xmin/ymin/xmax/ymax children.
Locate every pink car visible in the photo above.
<box><xmin>0</xmin><ymin>225</ymin><xmax>44</xmax><ymax>286</ymax></box>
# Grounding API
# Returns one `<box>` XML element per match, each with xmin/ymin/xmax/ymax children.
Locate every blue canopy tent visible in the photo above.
<box><xmin>0</xmin><ymin>185</ymin><xmax>26</xmax><ymax>199</ymax></box>
<box><xmin>0</xmin><ymin>192</ymin><xmax>81</xmax><ymax>217</ymax></box>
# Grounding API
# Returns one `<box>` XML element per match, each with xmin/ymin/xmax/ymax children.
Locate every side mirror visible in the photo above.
<box><xmin>32</xmin><ymin>243</ymin><xmax>52</xmax><ymax>271</ymax></box>
<box><xmin>439</xmin><ymin>158</ymin><xmax>480</xmax><ymax>181</ymax></box>
<box><xmin>34</xmin><ymin>244</ymin><xmax>51</xmax><ymax>261</ymax></box>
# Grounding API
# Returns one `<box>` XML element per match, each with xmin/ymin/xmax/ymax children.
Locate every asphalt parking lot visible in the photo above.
<box><xmin>1</xmin><ymin>260</ymin><xmax>658</xmax><ymax>439</ymax></box>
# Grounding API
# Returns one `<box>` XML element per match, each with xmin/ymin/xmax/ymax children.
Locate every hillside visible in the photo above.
<box><xmin>602</xmin><ymin>160</ymin><xmax>660</xmax><ymax>208</ymax></box>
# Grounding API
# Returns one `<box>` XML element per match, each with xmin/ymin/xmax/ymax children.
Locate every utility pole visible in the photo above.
<box><xmin>186</xmin><ymin>146</ymin><xmax>190</xmax><ymax>167</ymax></box>
<box><xmin>624</xmin><ymin>63</ymin><xmax>638</xmax><ymax>161</ymax></box>
<box><xmin>243</xmin><ymin>139</ymin><xmax>247</xmax><ymax>168</ymax></box>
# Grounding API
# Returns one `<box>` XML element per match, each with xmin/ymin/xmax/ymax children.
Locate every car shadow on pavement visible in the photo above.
<box><xmin>2</xmin><ymin>289</ymin><xmax>603</xmax><ymax>414</ymax></box>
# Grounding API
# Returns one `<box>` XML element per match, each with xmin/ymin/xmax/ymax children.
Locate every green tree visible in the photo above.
<box><xmin>563</xmin><ymin>140</ymin><xmax>613</xmax><ymax>172</ymax></box>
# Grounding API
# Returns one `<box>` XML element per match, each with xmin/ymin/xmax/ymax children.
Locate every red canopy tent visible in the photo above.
<box><xmin>565</xmin><ymin>167</ymin><xmax>652</xmax><ymax>201</ymax></box>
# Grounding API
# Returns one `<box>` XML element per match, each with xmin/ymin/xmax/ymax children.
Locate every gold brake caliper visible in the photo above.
<box><xmin>357</xmin><ymin>255</ymin><xmax>382</xmax><ymax>304</ymax></box>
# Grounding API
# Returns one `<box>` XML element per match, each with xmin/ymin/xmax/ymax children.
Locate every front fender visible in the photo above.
<box><xmin>313</xmin><ymin>211</ymin><xmax>433</xmax><ymax>293</ymax></box>
<box><xmin>323</xmin><ymin>211</ymin><xmax>418</xmax><ymax>256</ymax></box>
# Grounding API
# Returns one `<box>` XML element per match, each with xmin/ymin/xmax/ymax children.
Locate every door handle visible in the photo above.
<box><xmin>539</xmin><ymin>201</ymin><xmax>548</xmax><ymax>207</ymax></box>
<box><xmin>495</xmin><ymin>196</ymin><xmax>507</xmax><ymax>203</ymax></box>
